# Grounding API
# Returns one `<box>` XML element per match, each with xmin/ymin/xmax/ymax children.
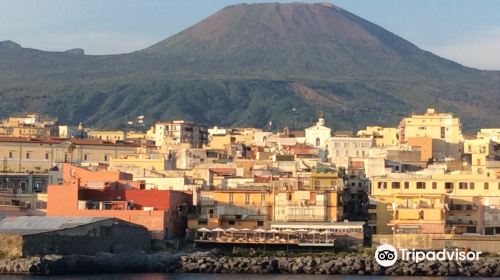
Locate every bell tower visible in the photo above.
<box><xmin>318</xmin><ymin>111</ymin><xmax>325</xmax><ymax>126</ymax></box>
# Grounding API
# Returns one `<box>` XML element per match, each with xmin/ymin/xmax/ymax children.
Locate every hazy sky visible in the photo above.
<box><xmin>1</xmin><ymin>0</ymin><xmax>500</xmax><ymax>70</ymax></box>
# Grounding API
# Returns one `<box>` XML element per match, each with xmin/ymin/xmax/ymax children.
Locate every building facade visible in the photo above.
<box><xmin>0</xmin><ymin>137</ymin><xmax>139</xmax><ymax>173</ymax></box>
<box><xmin>154</xmin><ymin>120</ymin><xmax>208</xmax><ymax>148</ymax></box>
<box><xmin>305</xmin><ymin>114</ymin><xmax>331</xmax><ymax>148</ymax></box>
<box><xmin>398</xmin><ymin>108</ymin><xmax>463</xmax><ymax>159</ymax></box>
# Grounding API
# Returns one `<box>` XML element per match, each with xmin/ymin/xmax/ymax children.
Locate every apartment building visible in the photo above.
<box><xmin>154</xmin><ymin>120</ymin><xmax>208</xmax><ymax>148</ymax></box>
<box><xmin>47</xmin><ymin>164</ymin><xmax>192</xmax><ymax>239</ymax></box>
<box><xmin>0</xmin><ymin>173</ymin><xmax>50</xmax><ymax>215</ymax></box>
<box><xmin>370</xmin><ymin>171</ymin><xmax>500</xmax><ymax>235</ymax></box>
<box><xmin>325</xmin><ymin>136</ymin><xmax>374</xmax><ymax>168</ymax></box>
<box><xmin>398</xmin><ymin>108</ymin><xmax>463</xmax><ymax>159</ymax></box>
<box><xmin>189</xmin><ymin>188</ymin><xmax>273</xmax><ymax>230</ymax></box>
<box><xmin>0</xmin><ymin>114</ymin><xmax>58</xmax><ymax>138</ymax></box>
<box><xmin>189</xmin><ymin>167</ymin><xmax>345</xmax><ymax>229</ymax></box>
<box><xmin>357</xmin><ymin>126</ymin><xmax>398</xmax><ymax>148</ymax></box>
<box><xmin>86</xmin><ymin>129</ymin><xmax>126</xmax><ymax>141</ymax></box>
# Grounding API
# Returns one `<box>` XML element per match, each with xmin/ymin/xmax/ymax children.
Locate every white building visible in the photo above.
<box><xmin>154</xmin><ymin>120</ymin><xmax>208</xmax><ymax>148</ymax></box>
<box><xmin>305</xmin><ymin>113</ymin><xmax>332</xmax><ymax>148</ymax></box>
<box><xmin>326</xmin><ymin>136</ymin><xmax>374</xmax><ymax>160</ymax></box>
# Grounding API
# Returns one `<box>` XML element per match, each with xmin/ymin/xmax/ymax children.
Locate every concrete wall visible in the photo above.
<box><xmin>373</xmin><ymin>234</ymin><xmax>500</xmax><ymax>253</ymax></box>
<box><xmin>21</xmin><ymin>222</ymin><xmax>150</xmax><ymax>256</ymax></box>
<box><xmin>373</xmin><ymin>234</ymin><xmax>451</xmax><ymax>250</ymax></box>
<box><xmin>0</xmin><ymin>233</ymin><xmax>22</xmax><ymax>258</ymax></box>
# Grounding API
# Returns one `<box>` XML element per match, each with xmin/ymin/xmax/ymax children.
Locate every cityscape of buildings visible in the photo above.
<box><xmin>0</xmin><ymin>108</ymin><xmax>499</xmax><ymax>256</ymax></box>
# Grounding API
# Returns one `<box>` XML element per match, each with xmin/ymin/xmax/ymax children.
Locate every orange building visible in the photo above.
<box><xmin>406</xmin><ymin>137</ymin><xmax>433</xmax><ymax>162</ymax></box>
<box><xmin>47</xmin><ymin>164</ymin><xmax>191</xmax><ymax>239</ymax></box>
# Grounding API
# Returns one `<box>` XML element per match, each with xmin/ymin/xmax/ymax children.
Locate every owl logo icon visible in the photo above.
<box><xmin>375</xmin><ymin>244</ymin><xmax>398</xmax><ymax>267</ymax></box>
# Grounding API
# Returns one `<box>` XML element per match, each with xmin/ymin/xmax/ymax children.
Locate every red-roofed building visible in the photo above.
<box><xmin>47</xmin><ymin>164</ymin><xmax>192</xmax><ymax>239</ymax></box>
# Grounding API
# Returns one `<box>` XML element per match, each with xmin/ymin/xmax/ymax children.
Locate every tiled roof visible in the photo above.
<box><xmin>0</xmin><ymin>137</ymin><xmax>139</xmax><ymax>146</ymax></box>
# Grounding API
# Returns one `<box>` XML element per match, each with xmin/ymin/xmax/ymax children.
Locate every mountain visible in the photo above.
<box><xmin>0</xmin><ymin>2</ymin><xmax>499</xmax><ymax>132</ymax></box>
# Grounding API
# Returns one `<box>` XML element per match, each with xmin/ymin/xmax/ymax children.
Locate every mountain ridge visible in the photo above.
<box><xmin>0</xmin><ymin>3</ymin><xmax>498</xmax><ymax>132</ymax></box>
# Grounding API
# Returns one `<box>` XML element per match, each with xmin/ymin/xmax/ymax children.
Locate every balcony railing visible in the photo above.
<box><xmin>448</xmin><ymin>204</ymin><xmax>477</xmax><ymax>211</ymax></box>
<box><xmin>220</xmin><ymin>214</ymin><xmax>266</xmax><ymax>221</ymax></box>
<box><xmin>447</xmin><ymin>219</ymin><xmax>477</xmax><ymax>225</ymax></box>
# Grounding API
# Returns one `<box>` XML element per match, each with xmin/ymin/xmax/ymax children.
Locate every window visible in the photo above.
<box><xmin>245</xmin><ymin>194</ymin><xmax>250</xmax><ymax>205</ymax></box>
<box><xmin>64</xmin><ymin>154</ymin><xmax>69</xmax><ymax>162</ymax></box>
<box><xmin>104</xmin><ymin>155</ymin><xmax>108</xmax><ymax>161</ymax></box>
<box><xmin>377</xmin><ymin>182</ymin><xmax>387</xmax><ymax>189</ymax></box>
<box><xmin>314</xmin><ymin>180</ymin><xmax>320</xmax><ymax>189</ymax></box>
<box><xmin>45</xmin><ymin>152</ymin><xmax>49</xmax><ymax>160</ymax></box>
<box><xmin>440</xmin><ymin>127</ymin><xmax>445</xmax><ymax>139</ymax></box>
<box><xmin>416</xmin><ymin>182</ymin><xmax>426</xmax><ymax>189</ymax></box>
<box><xmin>459</xmin><ymin>182</ymin><xmax>467</xmax><ymax>189</ymax></box>
<box><xmin>20</xmin><ymin>181</ymin><xmax>26</xmax><ymax>191</ymax></box>
<box><xmin>36</xmin><ymin>201</ymin><xmax>47</xmax><ymax>209</ymax></box>
<box><xmin>469</xmin><ymin>182</ymin><xmax>475</xmax><ymax>190</ymax></box>
<box><xmin>198</xmin><ymin>220</ymin><xmax>208</xmax><ymax>225</ymax></box>
<box><xmin>257</xmin><ymin>221</ymin><xmax>264</xmax><ymax>226</ymax></box>
<box><xmin>8</xmin><ymin>152</ymin><xmax>13</xmax><ymax>159</ymax></box>
<box><xmin>315</xmin><ymin>138</ymin><xmax>320</xmax><ymax>147</ymax></box>
<box><xmin>228</xmin><ymin>194</ymin><xmax>234</xmax><ymax>205</ymax></box>
<box><xmin>445</xmin><ymin>182</ymin><xmax>454</xmax><ymax>190</ymax></box>
<box><xmin>484</xmin><ymin>182</ymin><xmax>489</xmax><ymax>190</ymax></box>
<box><xmin>34</xmin><ymin>182</ymin><xmax>42</xmax><ymax>192</ymax></box>
<box><xmin>83</xmin><ymin>154</ymin><xmax>88</xmax><ymax>161</ymax></box>
<box><xmin>260</xmin><ymin>194</ymin><xmax>266</xmax><ymax>205</ymax></box>
<box><xmin>432</xmin><ymin>182</ymin><xmax>437</xmax><ymax>189</ymax></box>
<box><xmin>404</xmin><ymin>182</ymin><xmax>409</xmax><ymax>189</ymax></box>
<box><xmin>391</xmin><ymin>182</ymin><xmax>400</xmax><ymax>189</ymax></box>
<box><xmin>25</xmin><ymin>152</ymin><xmax>30</xmax><ymax>159</ymax></box>
<box><xmin>228</xmin><ymin>221</ymin><xmax>235</xmax><ymax>225</ymax></box>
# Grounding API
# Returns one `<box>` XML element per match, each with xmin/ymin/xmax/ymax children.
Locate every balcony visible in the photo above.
<box><xmin>448</xmin><ymin>204</ymin><xmax>478</xmax><ymax>211</ymax></box>
<box><xmin>390</xmin><ymin>208</ymin><xmax>444</xmax><ymax>223</ymax></box>
<box><xmin>77</xmin><ymin>200</ymin><xmax>134</xmax><ymax>210</ymax></box>
<box><xmin>447</xmin><ymin>219</ymin><xmax>477</xmax><ymax>226</ymax></box>
<box><xmin>220</xmin><ymin>214</ymin><xmax>266</xmax><ymax>221</ymax></box>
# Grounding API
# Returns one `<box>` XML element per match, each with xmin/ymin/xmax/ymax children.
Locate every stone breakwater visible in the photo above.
<box><xmin>2</xmin><ymin>251</ymin><xmax>500</xmax><ymax>276</ymax></box>
<box><xmin>0</xmin><ymin>252</ymin><xmax>182</xmax><ymax>275</ymax></box>
<box><xmin>180</xmin><ymin>252</ymin><xmax>500</xmax><ymax>277</ymax></box>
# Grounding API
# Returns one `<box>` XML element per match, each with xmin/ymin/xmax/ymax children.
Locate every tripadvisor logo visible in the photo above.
<box><xmin>375</xmin><ymin>244</ymin><xmax>481</xmax><ymax>267</ymax></box>
<box><xmin>375</xmin><ymin>244</ymin><xmax>398</xmax><ymax>267</ymax></box>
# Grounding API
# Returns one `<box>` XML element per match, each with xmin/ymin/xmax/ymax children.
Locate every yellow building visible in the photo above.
<box><xmin>205</xmin><ymin>134</ymin><xmax>235</xmax><ymax>152</ymax></box>
<box><xmin>189</xmin><ymin>188</ymin><xmax>273</xmax><ymax>230</ymax></box>
<box><xmin>274</xmin><ymin>189</ymin><xmax>342</xmax><ymax>222</ymax></box>
<box><xmin>309</xmin><ymin>167</ymin><xmax>344</xmax><ymax>190</ymax></box>
<box><xmin>189</xmin><ymin>167</ymin><xmax>346</xmax><ymax>231</ymax></box>
<box><xmin>0</xmin><ymin>114</ymin><xmax>58</xmax><ymax>138</ymax></box>
<box><xmin>86</xmin><ymin>129</ymin><xmax>126</xmax><ymax>141</ymax></box>
<box><xmin>109</xmin><ymin>153</ymin><xmax>168</xmax><ymax>172</ymax></box>
<box><xmin>0</xmin><ymin>137</ymin><xmax>139</xmax><ymax>173</ymax></box>
<box><xmin>398</xmin><ymin>108</ymin><xmax>463</xmax><ymax>159</ymax></box>
<box><xmin>370</xmin><ymin>171</ymin><xmax>500</xmax><ymax>235</ymax></box>
<box><xmin>357</xmin><ymin>126</ymin><xmax>398</xmax><ymax>147</ymax></box>
<box><xmin>125</xmin><ymin>131</ymin><xmax>148</xmax><ymax>140</ymax></box>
